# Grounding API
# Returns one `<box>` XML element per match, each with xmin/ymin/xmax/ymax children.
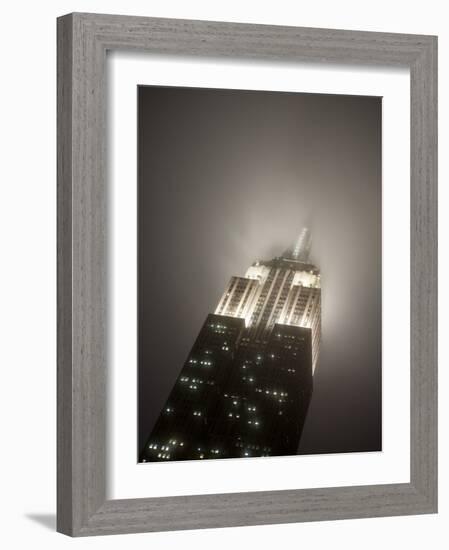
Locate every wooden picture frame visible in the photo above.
<box><xmin>57</xmin><ymin>12</ymin><xmax>437</xmax><ymax>536</ymax></box>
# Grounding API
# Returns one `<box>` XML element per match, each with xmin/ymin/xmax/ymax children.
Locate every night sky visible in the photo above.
<box><xmin>138</xmin><ymin>85</ymin><xmax>382</xmax><ymax>457</ymax></box>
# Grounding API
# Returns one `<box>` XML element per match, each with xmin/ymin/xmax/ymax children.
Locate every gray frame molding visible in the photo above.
<box><xmin>57</xmin><ymin>12</ymin><xmax>437</xmax><ymax>537</ymax></box>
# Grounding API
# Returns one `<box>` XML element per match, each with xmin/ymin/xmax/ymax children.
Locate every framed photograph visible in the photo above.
<box><xmin>57</xmin><ymin>13</ymin><xmax>437</xmax><ymax>536</ymax></box>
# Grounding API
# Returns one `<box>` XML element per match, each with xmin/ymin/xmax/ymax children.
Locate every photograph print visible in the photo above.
<box><xmin>138</xmin><ymin>85</ymin><xmax>381</xmax><ymax>463</ymax></box>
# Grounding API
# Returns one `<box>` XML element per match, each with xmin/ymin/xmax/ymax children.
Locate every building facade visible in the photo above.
<box><xmin>140</xmin><ymin>229</ymin><xmax>321</xmax><ymax>462</ymax></box>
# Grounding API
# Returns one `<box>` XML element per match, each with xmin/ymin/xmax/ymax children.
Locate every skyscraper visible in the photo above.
<box><xmin>140</xmin><ymin>229</ymin><xmax>321</xmax><ymax>462</ymax></box>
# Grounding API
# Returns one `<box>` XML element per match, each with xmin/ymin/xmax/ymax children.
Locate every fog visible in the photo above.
<box><xmin>138</xmin><ymin>85</ymin><xmax>382</xmax><ymax>455</ymax></box>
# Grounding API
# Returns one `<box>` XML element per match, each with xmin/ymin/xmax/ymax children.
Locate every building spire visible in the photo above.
<box><xmin>284</xmin><ymin>228</ymin><xmax>311</xmax><ymax>261</ymax></box>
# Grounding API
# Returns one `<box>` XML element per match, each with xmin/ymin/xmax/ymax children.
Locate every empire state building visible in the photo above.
<box><xmin>140</xmin><ymin>229</ymin><xmax>321</xmax><ymax>462</ymax></box>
